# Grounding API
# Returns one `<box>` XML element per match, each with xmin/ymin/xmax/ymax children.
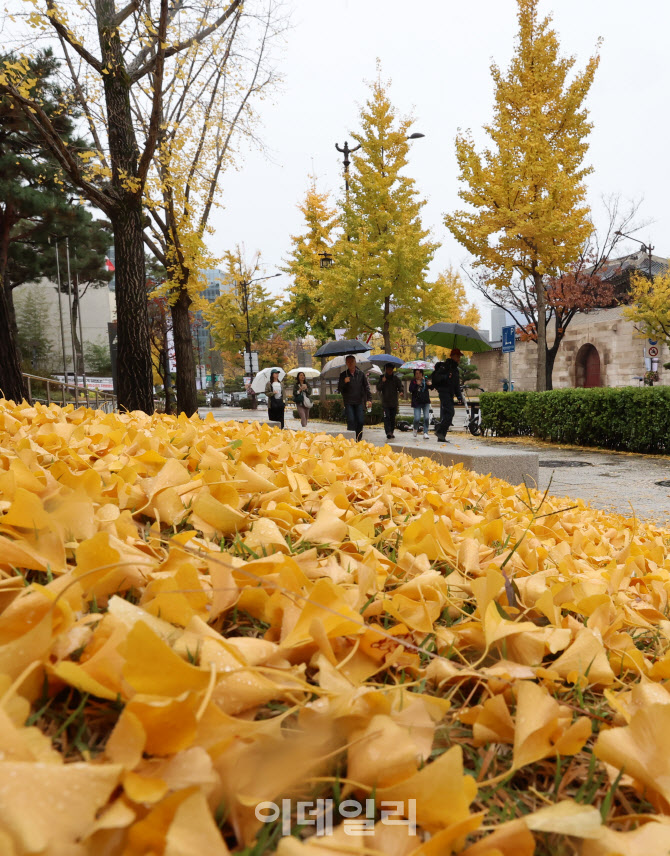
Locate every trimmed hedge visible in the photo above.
<box><xmin>481</xmin><ymin>387</ymin><xmax>670</xmax><ymax>453</ymax></box>
<box><xmin>292</xmin><ymin>399</ymin><xmax>384</xmax><ymax>425</ymax></box>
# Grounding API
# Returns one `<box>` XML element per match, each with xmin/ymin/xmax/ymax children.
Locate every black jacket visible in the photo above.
<box><xmin>338</xmin><ymin>367</ymin><xmax>372</xmax><ymax>404</ymax></box>
<box><xmin>376</xmin><ymin>373</ymin><xmax>403</xmax><ymax>407</ymax></box>
<box><xmin>430</xmin><ymin>359</ymin><xmax>461</xmax><ymax>398</ymax></box>
<box><xmin>409</xmin><ymin>378</ymin><xmax>431</xmax><ymax>407</ymax></box>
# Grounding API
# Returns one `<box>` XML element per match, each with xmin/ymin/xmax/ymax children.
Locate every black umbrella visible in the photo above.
<box><xmin>417</xmin><ymin>323</ymin><xmax>492</xmax><ymax>353</ymax></box>
<box><xmin>314</xmin><ymin>339</ymin><xmax>373</xmax><ymax>358</ymax></box>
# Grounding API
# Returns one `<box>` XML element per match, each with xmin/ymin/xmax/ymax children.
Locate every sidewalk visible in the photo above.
<box><xmin>199</xmin><ymin>407</ymin><xmax>670</xmax><ymax>523</ymax></box>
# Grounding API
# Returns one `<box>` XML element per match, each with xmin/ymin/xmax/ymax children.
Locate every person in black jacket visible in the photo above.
<box><xmin>376</xmin><ymin>363</ymin><xmax>404</xmax><ymax>440</ymax></box>
<box><xmin>337</xmin><ymin>354</ymin><xmax>372</xmax><ymax>441</ymax></box>
<box><xmin>430</xmin><ymin>349</ymin><xmax>464</xmax><ymax>442</ymax></box>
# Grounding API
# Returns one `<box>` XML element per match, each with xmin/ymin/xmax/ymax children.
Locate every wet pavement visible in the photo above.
<box><xmin>199</xmin><ymin>406</ymin><xmax>670</xmax><ymax>523</ymax></box>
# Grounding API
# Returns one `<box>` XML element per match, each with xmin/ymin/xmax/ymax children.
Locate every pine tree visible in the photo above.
<box><xmin>282</xmin><ymin>180</ymin><xmax>338</xmax><ymax>343</ymax></box>
<box><xmin>324</xmin><ymin>69</ymin><xmax>437</xmax><ymax>353</ymax></box>
<box><xmin>0</xmin><ymin>49</ymin><xmax>85</xmax><ymax>402</ymax></box>
<box><xmin>15</xmin><ymin>286</ymin><xmax>54</xmax><ymax>376</ymax></box>
<box><xmin>445</xmin><ymin>0</ymin><xmax>600</xmax><ymax>391</ymax></box>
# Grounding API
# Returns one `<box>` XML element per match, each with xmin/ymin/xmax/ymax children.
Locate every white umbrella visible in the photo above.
<box><xmin>286</xmin><ymin>366</ymin><xmax>321</xmax><ymax>378</ymax></box>
<box><xmin>251</xmin><ymin>366</ymin><xmax>284</xmax><ymax>393</ymax></box>
<box><xmin>367</xmin><ymin>365</ymin><xmax>382</xmax><ymax>375</ymax></box>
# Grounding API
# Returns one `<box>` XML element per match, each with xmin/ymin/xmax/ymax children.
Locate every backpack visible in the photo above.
<box><xmin>431</xmin><ymin>363</ymin><xmax>449</xmax><ymax>390</ymax></box>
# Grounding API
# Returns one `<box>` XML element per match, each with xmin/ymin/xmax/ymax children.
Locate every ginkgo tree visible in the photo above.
<box><xmin>445</xmin><ymin>0</ymin><xmax>600</xmax><ymax>391</ymax></box>
<box><xmin>624</xmin><ymin>268</ymin><xmax>670</xmax><ymax>353</ymax></box>
<box><xmin>139</xmin><ymin>3</ymin><xmax>281</xmax><ymax>416</ymax></box>
<box><xmin>0</xmin><ymin>0</ymin><xmax>246</xmax><ymax>412</ymax></box>
<box><xmin>205</xmin><ymin>246</ymin><xmax>279</xmax><ymax>363</ymax></box>
<box><xmin>324</xmin><ymin>68</ymin><xmax>438</xmax><ymax>353</ymax></box>
<box><xmin>282</xmin><ymin>178</ymin><xmax>338</xmax><ymax>344</ymax></box>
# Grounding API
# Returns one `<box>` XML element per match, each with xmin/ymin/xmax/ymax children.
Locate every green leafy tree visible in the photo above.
<box><xmin>445</xmin><ymin>0</ymin><xmax>600</xmax><ymax>391</ymax></box>
<box><xmin>84</xmin><ymin>339</ymin><xmax>113</xmax><ymax>376</ymax></box>
<box><xmin>15</xmin><ymin>286</ymin><xmax>54</xmax><ymax>376</ymax></box>
<box><xmin>459</xmin><ymin>356</ymin><xmax>481</xmax><ymax>391</ymax></box>
<box><xmin>324</xmin><ymin>68</ymin><xmax>438</xmax><ymax>352</ymax></box>
<box><xmin>282</xmin><ymin>180</ymin><xmax>338</xmax><ymax>343</ymax></box>
<box><xmin>0</xmin><ymin>49</ymin><xmax>86</xmax><ymax>402</ymax></box>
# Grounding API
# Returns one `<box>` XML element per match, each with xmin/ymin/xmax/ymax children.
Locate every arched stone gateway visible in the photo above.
<box><xmin>575</xmin><ymin>343</ymin><xmax>601</xmax><ymax>388</ymax></box>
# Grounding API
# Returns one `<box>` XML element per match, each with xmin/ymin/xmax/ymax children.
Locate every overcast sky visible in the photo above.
<box><xmin>207</xmin><ymin>0</ymin><xmax>669</xmax><ymax>330</ymax></box>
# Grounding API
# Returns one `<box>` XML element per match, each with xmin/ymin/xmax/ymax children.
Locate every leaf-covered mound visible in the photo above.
<box><xmin>0</xmin><ymin>400</ymin><xmax>668</xmax><ymax>855</ymax></box>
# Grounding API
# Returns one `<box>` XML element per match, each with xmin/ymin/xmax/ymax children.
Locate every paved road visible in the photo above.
<box><xmin>199</xmin><ymin>407</ymin><xmax>670</xmax><ymax>523</ymax></box>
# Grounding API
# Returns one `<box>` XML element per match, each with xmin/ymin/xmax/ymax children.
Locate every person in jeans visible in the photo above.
<box><xmin>264</xmin><ymin>370</ymin><xmax>285</xmax><ymax>428</ymax></box>
<box><xmin>430</xmin><ymin>349</ymin><xmax>464</xmax><ymax>442</ymax></box>
<box><xmin>337</xmin><ymin>354</ymin><xmax>372</xmax><ymax>442</ymax></box>
<box><xmin>409</xmin><ymin>368</ymin><xmax>432</xmax><ymax>438</ymax></box>
<box><xmin>376</xmin><ymin>362</ymin><xmax>404</xmax><ymax>440</ymax></box>
<box><xmin>293</xmin><ymin>371</ymin><xmax>312</xmax><ymax>428</ymax></box>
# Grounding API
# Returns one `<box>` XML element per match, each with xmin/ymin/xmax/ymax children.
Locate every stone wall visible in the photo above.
<box><xmin>473</xmin><ymin>307</ymin><xmax>667</xmax><ymax>391</ymax></box>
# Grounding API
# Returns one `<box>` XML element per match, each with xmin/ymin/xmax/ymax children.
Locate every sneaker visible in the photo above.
<box><xmin>423</xmin><ymin>432</ymin><xmax>429</xmax><ymax>439</ymax></box>
<box><xmin>413</xmin><ymin>429</ymin><xmax>418</xmax><ymax>438</ymax></box>
<box><xmin>436</xmin><ymin>435</ymin><xmax>448</xmax><ymax>443</ymax></box>
<box><xmin>386</xmin><ymin>435</ymin><xmax>393</xmax><ymax>440</ymax></box>
<box><xmin>389</xmin><ymin>434</ymin><xmax>395</xmax><ymax>439</ymax></box>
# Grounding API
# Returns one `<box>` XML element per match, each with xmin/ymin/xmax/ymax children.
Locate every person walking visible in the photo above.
<box><xmin>264</xmin><ymin>370</ymin><xmax>285</xmax><ymax>429</ymax></box>
<box><xmin>293</xmin><ymin>371</ymin><xmax>312</xmax><ymax>428</ymax></box>
<box><xmin>409</xmin><ymin>368</ymin><xmax>432</xmax><ymax>439</ymax></box>
<box><xmin>376</xmin><ymin>362</ymin><xmax>403</xmax><ymax>440</ymax></box>
<box><xmin>430</xmin><ymin>349</ymin><xmax>464</xmax><ymax>443</ymax></box>
<box><xmin>337</xmin><ymin>354</ymin><xmax>372</xmax><ymax>442</ymax></box>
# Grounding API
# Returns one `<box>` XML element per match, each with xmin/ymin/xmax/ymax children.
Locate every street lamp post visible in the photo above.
<box><xmin>236</xmin><ymin>272</ymin><xmax>281</xmax><ymax>378</ymax></box>
<box><xmin>336</xmin><ymin>133</ymin><xmax>425</xmax><ymax>195</ymax></box>
<box><xmin>614</xmin><ymin>230</ymin><xmax>654</xmax><ymax>284</ymax></box>
<box><xmin>615</xmin><ymin>230</ymin><xmax>656</xmax><ymax>383</ymax></box>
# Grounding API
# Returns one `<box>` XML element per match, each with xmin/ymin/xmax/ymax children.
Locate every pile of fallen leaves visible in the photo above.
<box><xmin>0</xmin><ymin>400</ymin><xmax>669</xmax><ymax>856</ymax></box>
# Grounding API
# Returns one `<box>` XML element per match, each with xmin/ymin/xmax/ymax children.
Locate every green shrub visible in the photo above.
<box><xmin>480</xmin><ymin>392</ymin><xmax>532</xmax><ymax>436</ymax></box>
<box><xmin>210</xmin><ymin>397</ymin><xmax>223</xmax><ymax>407</ymax></box>
<box><xmin>240</xmin><ymin>397</ymin><xmax>257</xmax><ymax>410</ymax></box>
<box><xmin>291</xmin><ymin>399</ymin><xmax>383</xmax><ymax>425</ymax></box>
<box><xmin>481</xmin><ymin>387</ymin><xmax>670</xmax><ymax>453</ymax></box>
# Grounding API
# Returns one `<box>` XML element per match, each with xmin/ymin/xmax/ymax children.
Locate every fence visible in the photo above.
<box><xmin>22</xmin><ymin>373</ymin><xmax>117</xmax><ymax>414</ymax></box>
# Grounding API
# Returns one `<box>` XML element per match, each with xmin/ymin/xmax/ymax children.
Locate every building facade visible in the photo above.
<box><xmin>473</xmin><ymin>251</ymin><xmax>668</xmax><ymax>391</ymax></box>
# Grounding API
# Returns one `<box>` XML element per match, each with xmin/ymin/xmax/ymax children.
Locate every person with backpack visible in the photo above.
<box><xmin>376</xmin><ymin>362</ymin><xmax>404</xmax><ymax>440</ymax></box>
<box><xmin>292</xmin><ymin>371</ymin><xmax>312</xmax><ymax>428</ymax></box>
<box><xmin>409</xmin><ymin>368</ymin><xmax>432</xmax><ymax>439</ymax></box>
<box><xmin>430</xmin><ymin>349</ymin><xmax>464</xmax><ymax>442</ymax></box>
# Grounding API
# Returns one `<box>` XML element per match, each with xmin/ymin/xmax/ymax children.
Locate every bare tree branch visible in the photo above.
<box><xmin>130</xmin><ymin>0</ymin><xmax>243</xmax><ymax>81</ymax></box>
<box><xmin>45</xmin><ymin>0</ymin><xmax>104</xmax><ymax>73</ymax></box>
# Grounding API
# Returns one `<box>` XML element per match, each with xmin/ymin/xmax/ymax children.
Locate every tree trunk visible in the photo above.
<box><xmin>320</xmin><ymin>355</ymin><xmax>327</xmax><ymax>403</ymax></box>
<box><xmin>545</xmin><ymin>346</ymin><xmax>558</xmax><ymax>391</ymax></box>
<box><xmin>0</xmin><ymin>211</ymin><xmax>29</xmax><ymax>403</ymax></box>
<box><xmin>0</xmin><ymin>277</ymin><xmax>29</xmax><ymax>404</ymax></box>
<box><xmin>70</xmin><ymin>292</ymin><xmax>84</xmax><ymax>376</ymax></box>
<box><xmin>170</xmin><ymin>287</ymin><xmax>198</xmax><ymax>416</ymax></box>
<box><xmin>97</xmin><ymin>0</ymin><xmax>154</xmax><ymax>413</ymax></box>
<box><xmin>383</xmin><ymin>297</ymin><xmax>391</xmax><ymax>353</ymax></box>
<box><xmin>533</xmin><ymin>271</ymin><xmax>547</xmax><ymax>392</ymax></box>
<box><xmin>112</xmin><ymin>203</ymin><xmax>155</xmax><ymax>413</ymax></box>
<box><xmin>162</xmin><ymin>341</ymin><xmax>174</xmax><ymax>415</ymax></box>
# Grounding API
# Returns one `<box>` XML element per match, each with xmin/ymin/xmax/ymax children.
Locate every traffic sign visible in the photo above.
<box><xmin>648</xmin><ymin>346</ymin><xmax>659</xmax><ymax>358</ymax></box>
<box><xmin>502</xmin><ymin>325</ymin><xmax>516</xmax><ymax>353</ymax></box>
<box><xmin>243</xmin><ymin>351</ymin><xmax>259</xmax><ymax>374</ymax></box>
<box><xmin>649</xmin><ymin>339</ymin><xmax>658</xmax><ymax>345</ymax></box>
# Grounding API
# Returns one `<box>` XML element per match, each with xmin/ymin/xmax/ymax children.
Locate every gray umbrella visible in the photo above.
<box><xmin>320</xmin><ymin>353</ymin><xmax>372</xmax><ymax>379</ymax></box>
<box><xmin>314</xmin><ymin>339</ymin><xmax>373</xmax><ymax>358</ymax></box>
<box><xmin>417</xmin><ymin>323</ymin><xmax>492</xmax><ymax>353</ymax></box>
